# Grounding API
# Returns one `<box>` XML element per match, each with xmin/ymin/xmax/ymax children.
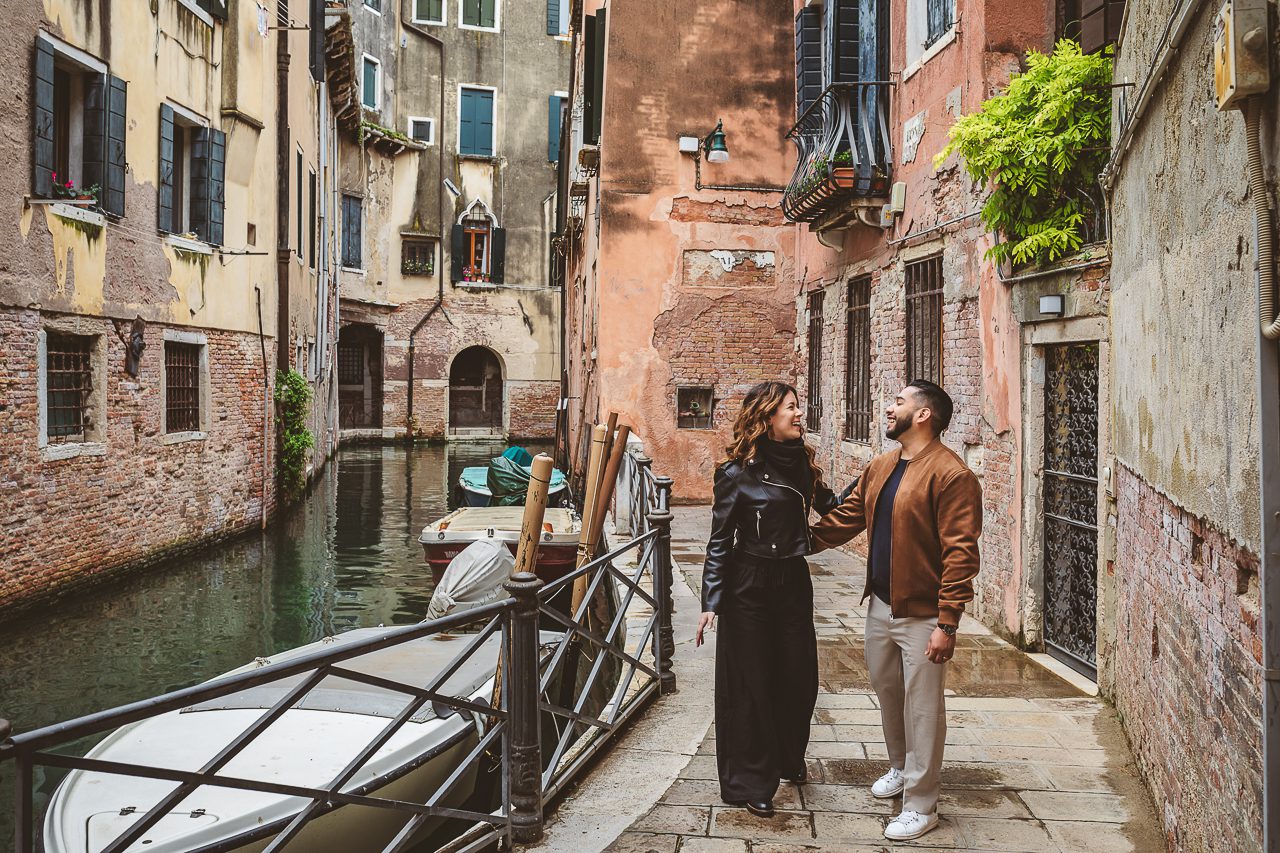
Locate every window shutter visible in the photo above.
<box><xmin>828</xmin><ymin>0</ymin><xmax>860</xmax><ymax>84</ymax></box>
<box><xmin>548</xmin><ymin>95</ymin><xmax>562</xmax><ymax>162</ymax></box>
<box><xmin>103</xmin><ymin>75</ymin><xmax>127</xmax><ymax>217</ymax></box>
<box><xmin>450</xmin><ymin>223</ymin><xmax>465</xmax><ymax>282</ymax></box>
<box><xmin>590</xmin><ymin>11</ymin><xmax>606</xmax><ymax>144</ymax></box>
<box><xmin>583</xmin><ymin>15</ymin><xmax>598</xmax><ymax>143</ymax></box>
<box><xmin>33</xmin><ymin>38</ymin><xmax>55</xmax><ymax>197</ymax></box>
<box><xmin>158</xmin><ymin>104</ymin><xmax>175</xmax><ymax>233</ymax></box>
<box><xmin>478</xmin><ymin>91</ymin><xmax>494</xmax><ymax>156</ymax></box>
<box><xmin>198</xmin><ymin>0</ymin><xmax>228</xmax><ymax>19</ymax></box>
<box><xmin>83</xmin><ymin>74</ymin><xmax>107</xmax><ymax>204</ymax></box>
<box><xmin>490</xmin><ymin>226</ymin><xmax>506</xmax><ymax>284</ymax></box>
<box><xmin>795</xmin><ymin>6</ymin><xmax>822</xmax><ymax>118</ymax></box>
<box><xmin>459</xmin><ymin>90</ymin><xmax>476</xmax><ymax>154</ymax></box>
<box><xmin>208</xmin><ymin>129</ymin><xmax>226</xmax><ymax>245</ymax></box>
<box><xmin>547</xmin><ymin>0</ymin><xmax>560</xmax><ymax>35</ymax></box>
<box><xmin>310</xmin><ymin>0</ymin><xmax>324</xmax><ymax>81</ymax></box>
<box><xmin>482</xmin><ymin>0</ymin><xmax>495</xmax><ymax>28</ymax></box>
<box><xmin>190</xmin><ymin>127</ymin><xmax>213</xmax><ymax>242</ymax></box>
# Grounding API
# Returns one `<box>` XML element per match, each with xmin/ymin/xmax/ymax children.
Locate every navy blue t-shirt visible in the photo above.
<box><xmin>869</xmin><ymin>458</ymin><xmax>910</xmax><ymax>604</ymax></box>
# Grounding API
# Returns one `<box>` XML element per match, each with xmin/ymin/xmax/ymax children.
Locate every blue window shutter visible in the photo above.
<box><xmin>33</xmin><ymin>38</ymin><xmax>55</xmax><ymax>197</ymax></box>
<box><xmin>158</xmin><ymin>104</ymin><xmax>175</xmax><ymax>233</ymax></box>
<box><xmin>460</xmin><ymin>89</ymin><xmax>476</xmax><ymax>154</ymax></box>
<box><xmin>477</xmin><ymin>90</ymin><xmax>494</xmax><ymax>156</ymax></box>
<box><xmin>547</xmin><ymin>0</ymin><xmax>560</xmax><ymax>35</ymax></box>
<box><xmin>795</xmin><ymin>6</ymin><xmax>822</xmax><ymax>119</ymax></box>
<box><xmin>548</xmin><ymin>95</ymin><xmax>562</xmax><ymax>162</ymax></box>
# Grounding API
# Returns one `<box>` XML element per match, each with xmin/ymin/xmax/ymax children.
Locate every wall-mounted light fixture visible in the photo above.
<box><xmin>1039</xmin><ymin>294</ymin><xmax>1065</xmax><ymax>317</ymax></box>
<box><xmin>704</xmin><ymin>120</ymin><xmax>729</xmax><ymax>163</ymax></box>
<box><xmin>677</xmin><ymin>118</ymin><xmax>783</xmax><ymax>194</ymax></box>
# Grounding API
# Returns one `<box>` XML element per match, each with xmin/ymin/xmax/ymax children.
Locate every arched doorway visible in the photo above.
<box><xmin>449</xmin><ymin>346</ymin><xmax>504</xmax><ymax>433</ymax></box>
<box><xmin>337</xmin><ymin>323</ymin><xmax>383</xmax><ymax>429</ymax></box>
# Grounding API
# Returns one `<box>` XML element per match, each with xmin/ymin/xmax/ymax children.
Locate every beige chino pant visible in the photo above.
<box><xmin>864</xmin><ymin>595</ymin><xmax>947</xmax><ymax>815</ymax></box>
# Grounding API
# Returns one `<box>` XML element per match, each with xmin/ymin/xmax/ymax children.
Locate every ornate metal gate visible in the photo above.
<box><xmin>1042</xmin><ymin>343</ymin><xmax>1100</xmax><ymax>677</ymax></box>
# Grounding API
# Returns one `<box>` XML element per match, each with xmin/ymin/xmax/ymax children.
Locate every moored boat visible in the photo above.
<box><xmin>418</xmin><ymin>506</ymin><xmax>580</xmax><ymax>585</ymax></box>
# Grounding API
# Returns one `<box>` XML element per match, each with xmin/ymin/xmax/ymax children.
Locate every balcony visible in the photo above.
<box><xmin>784</xmin><ymin>82</ymin><xmax>893</xmax><ymax>230</ymax></box>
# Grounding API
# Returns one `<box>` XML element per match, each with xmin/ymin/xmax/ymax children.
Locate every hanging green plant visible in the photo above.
<box><xmin>936</xmin><ymin>40</ymin><xmax>1112</xmax><ymax>267</ymax></box>
<box><xmin>274</xmin><ymin>368</ymin><xmax>314</xmax><ymax>502</ymax></box>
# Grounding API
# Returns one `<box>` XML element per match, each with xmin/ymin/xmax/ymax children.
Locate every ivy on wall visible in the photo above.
<box><xmin>937</xmin><ymin>40</ymin><xmax>1112</xmax><ymax>267</ymax></box>
<box><xmin>275</xmin><ymin>368</ymin><xmax>314</xmax><ymax>502</ymax></box>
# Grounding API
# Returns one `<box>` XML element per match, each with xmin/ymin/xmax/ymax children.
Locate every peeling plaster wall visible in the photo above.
<box><xmin>562</xmin><ymin>0</ymin><xmax>797</xmax><ymax>500</ymax></box>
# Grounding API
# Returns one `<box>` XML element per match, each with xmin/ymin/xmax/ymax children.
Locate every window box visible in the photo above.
<box><xmin>49</xmin><ymin>202</ymin><xmax>107</xmax><ymax>229</ymax></box>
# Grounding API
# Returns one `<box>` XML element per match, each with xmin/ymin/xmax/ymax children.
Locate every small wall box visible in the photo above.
<box><xmin>1213</xmin><ymin>0</ymin><xmax>1271</xmax><ymax>111</ymax></box>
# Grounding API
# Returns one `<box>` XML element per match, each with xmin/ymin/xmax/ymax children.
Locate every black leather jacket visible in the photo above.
<box><xmin>701</xmin><ymin>456</ymin><xmax>850</xmax><ymax>613</ymax></box>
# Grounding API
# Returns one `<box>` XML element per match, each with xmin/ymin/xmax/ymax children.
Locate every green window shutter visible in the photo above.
<box><xmin>477</xmin><ymin>90</ymin><xmax>494</xmax><ymax>156</ymax></box>
<box><xmin>82</xmin><ymin>74</ymin><xmax>107</xmax><ymax>204</ymax></box>
<box><xmin>32</xmin><ymin>38</ymin><xmax>55</xmax><ymax>197</ymax></box>
<box><xmin>482</xmin><ymin>0</ymin><xmax>495</xmax><ymax>28</ymax></box>
<box><xmin>208</xmin><ymin>129</ymin><xmax>225</xmax><ymax>245</ymax></box>
<box><xmin>362</xmin><ymin>58</ymin><xmax>377</xmax><ymax>108</ymax></box>
<box><xmin>158</xmin><ymin>104</ymin><xmax>175</xmax><ymax>233</ymax></box>
<box><xmin>548</xmin><ymin>95</ymin><xmax>562</xmax><ymax>162</ymax></box>
<box><xmin>189</xmin><ymin>127</ymin><xmax>224</xmax><ymax>245</ymax></box>
<box><xmin>415</xmin><ymin>0</ymin><xmax>442</xmax><ymax>20</ymax></box>
<box><xmin>459</xmin><ymin>90</ymin><xmax>476</xmax><ymax>154</ymax></box>
<box><xmin>103</xmin><ymin>75</ymin><xmax>127</xmax><ymax>217</ymax></box>
<box><xmin>342</xmin><ymin>195</ymin><xmax>362</xmax><ymax>268</ymax></box>
<box><xmin>460</xmin><ymin>89</ymin><xmax>493</xmax><ymax>156</ymax></box>
<box><xmin>450</xmin><ymin>223</ymin><xmax>465</xmax><ymax>282</ymax></box>
<box><xmin>583</xmin><ymin>15</ymin><xmax>597</xmax><ymax>145</ymax></box>
<box><xmin>198</xmin><ymin>0</ymin><xmax>228</xmax><ymax>19</ymax></box>
<box><xmin>490</xmin><ymin>226</ymin><xmax>506</xmax><ymax>284</ymax></box>
<box><xmin>546</xmin><ymin>0</ymin><xmax>560</xmax><ymax>35</ymax></box>
<box><xmin>190</xmin><ymin>127</ymin><xmax>210</xmax><ymax>239</ymax></box>
<box><xmin>589</xmin><ymin>11</ymin><xmax>606</xmax><ymax>144</ymax></box>
<box><xmin>309</xmin><ymin>0</ymin><xmax>324</xmax><ymax>82</ymax></box>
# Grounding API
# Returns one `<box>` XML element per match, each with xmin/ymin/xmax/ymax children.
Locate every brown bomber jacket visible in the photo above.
<box><xmin>810</xmin><ymin>439</ymin><xmax>982</xmax><ymax>627</ymax></box>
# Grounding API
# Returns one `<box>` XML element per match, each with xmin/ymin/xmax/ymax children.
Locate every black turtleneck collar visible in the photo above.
<box><xmin>755</xmin><ymin>437</ymin><xmax>813</xmax><ymax>501</ymax></box>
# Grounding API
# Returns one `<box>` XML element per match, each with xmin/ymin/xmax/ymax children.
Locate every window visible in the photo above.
<box><xmin>408</xmin><ymin>117</ymin><xmax>435</xmax><ymax>145</ymax></box>
<box><xmin>845</xmin><ymin>276</ymin><xmax>871</xmax><ymax>442</ymax></box>
<box><xmin>413</xmin><ymin>0</ymin><xmax>444</xmax><ymax>24</ymax></box>
<box><xmin>458</xmin><ymin>87</ymin><xmax>495</xmax><ymax>157</ymax></box>
<box><xmin>363</xmin><ymin>0</ymin><xmax>380</xmax><ymax>12</ymax></box>
<box><xmin>677</xmin><ymin>387</ymin><xmax>714</xmax><ymax>430</ymax></box>
<box><xmin>402</xmin><ymin>238</ymin><xmax>436</xmax><ymax>276</ymax></box>
<box><xmin>341</xmin><ymin>194</ymin><xmax>363</xmax><ymax>269</ymax></box>
<box><xmin>164</xmin><ymin>341</ymin><xmax>202</xmax><ymax>433</ymax></box>
<box><xmin>547</xmin><ymin>0</ymin><xmax>569</xmax><ymax>35</ymax></box>
<box><xmin>33</xmin><ymin>37</ymin><xmax>127</xmax><ymax>216</ymax></box>
<box><xmin>807</xmin><ymin>291</ymin><xmax>824</xmax><ymax>432</ymax></box>
<box><xmin>296</xmin><ymin>150</ymin><xmax>303</xmax><ymax>259</ymax></box>
<box><xmin>362</xmin><ymin>55</ymin><xmax>380</xmax><ymax>110</ymax></box>
<box><xmin>308</xmin><ymin>168</ymin><xmax>317</xmax><ymax>269</ymax></box>
<box><xmin>463</xmin><ymin>220</ymin><xmax>490</xmax><ymax>280</ymax></box>
<box><xmin>158</xmin><ymin>104</ymin><xmax>226</xmax><ymax>243</ymax></box>
<box><xmin>905</xmin><ymin>255</ymin><xmax>944</xmax><ymax>386</ymax></box>
<box><xmin>460</xmin><ymin>0</ymin><xmax>496</xmax><ymax>30</ymax></box>
<box><xmin>45</xmin><ymin>333</ymin><xmax>93</xmax><ymax>443</ymax></box>
<box><xmin>1064</xmin><ymin>0</ymin><xmax>1125</xmax><ymax>53</ymax></box>
<box><xmin>547</xmin><ymin>94</ymin><xmax>567</xmax><ymax>162</ymax></box>
<box><xmin>925</xmin><ymin>0</ymin><xmax>955</xmax><ymax>48</ymax></box>
<box><xmin>338</xmin><ymin>343</ymin><xmax>365</xmax><ymax>385</ymax></box>
<box><xmin>450</xmin><ymin>203</ymin><xmax>506</xmax><ymax>283</ymax></box>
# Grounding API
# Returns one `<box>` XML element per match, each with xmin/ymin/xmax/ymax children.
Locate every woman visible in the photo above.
<box><xmin>694</xmin><ymin>381</ymin><xmax>844</xmax><ymax>817</ymax></box>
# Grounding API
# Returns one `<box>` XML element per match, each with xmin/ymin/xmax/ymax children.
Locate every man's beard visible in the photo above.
<box><xmin>885</xmin><ymin>413</ymin><xmax>911</xmax><ymax>440</ymax></box>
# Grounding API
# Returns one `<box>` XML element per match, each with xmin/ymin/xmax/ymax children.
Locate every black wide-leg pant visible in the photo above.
<box><xmin>714</xmin><ymin>556</ymin><xmax>819</xmax><ymax>803</ymax></box>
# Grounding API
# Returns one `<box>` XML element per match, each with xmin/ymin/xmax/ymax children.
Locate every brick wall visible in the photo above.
<box><xmin>0</xmin><ymin>308</ymin><xmax>275</xmax><ymax>613</ymax></box>
<box><xmin>1114</xmin><ymin>463</ymin><xmax>1262</xmax><ymax>852</ymax></box>
<box><xmin>508</xmin><ymin>380</ymin><xmax>560</xmax><ymax>439</ymax></box>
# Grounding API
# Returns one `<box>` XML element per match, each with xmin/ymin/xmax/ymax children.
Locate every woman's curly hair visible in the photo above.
<box><xmin>723</xmin><ymin>381</ymin><xmax>825</xmax><ymax>502</ymax></box>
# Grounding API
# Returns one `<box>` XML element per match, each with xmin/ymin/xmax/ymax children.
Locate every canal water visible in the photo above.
<box><xmin>0</xmin><ymin>440</ymin><xmax>550</xmax><ymax>849</ymax></box>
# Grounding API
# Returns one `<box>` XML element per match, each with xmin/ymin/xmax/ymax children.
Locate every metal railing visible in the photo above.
<box><xmin>784</xmin><ymin>82</ymin><xmax>894</xmax><ymax>225</ymax></box>
<box><xmin>618</xmin><ymin>447</ymin><xmax>669</xmax><ymax>541</ymax></box>
<box><xmin>0</xmin><ymin>476</ymin><xmax>677</xmax><ymax>853</ymax></box>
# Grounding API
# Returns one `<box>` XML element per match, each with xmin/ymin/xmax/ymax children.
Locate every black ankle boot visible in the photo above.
<box><xmin>745</xmin><ymin>799</ymin><xmax>774</xmax><ymax>818</ymax></box>
<box><xmin>782</xmin><ymin>764</ymin><xmax>808</xmax><ymax>783</ymax></box>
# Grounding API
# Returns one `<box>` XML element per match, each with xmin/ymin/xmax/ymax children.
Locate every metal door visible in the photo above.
<box><xmin>1042</xmin><ymin>343</ymin><xmax>1100</xmax><ymax>678</ymax></box>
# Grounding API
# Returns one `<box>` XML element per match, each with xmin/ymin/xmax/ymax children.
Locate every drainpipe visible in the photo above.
<box><xmin>403</xmin><ymin>12</ymin><xmax>448</xmax><ymax>443</ymax></box>
<box><xmin>553</xmin><ymin>19</ymin><xmax>580</xmax><ymax>471</ymax></box>
<box><xmin>276</xmin><ymin>17</ymin><xmax>292</xmax><ymax>373</ymax></box>
<box><xmin>317</xmin><ymin>80</ymin><xmax>330</xmax><ymax>452</ymax></box>
<box><xmin>256</xmin><ymin>287</ymin><xmax>270</xmax><ymax>529</ymax></box>
<box><xmin>1244</xmin><ymin>94</ymin><xmax>1280</xmax><ymax>852</ymax></box>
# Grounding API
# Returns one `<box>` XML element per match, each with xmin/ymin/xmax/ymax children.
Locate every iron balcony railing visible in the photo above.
<box><xmin>0</xmin><ymin>475</ymin><xmax>678</xmax><ymax>853</ymax></box>
<box><xmin>784</xmin><ymin>82</ymin><xmax>894</xmax><ymax>226</ymax></box>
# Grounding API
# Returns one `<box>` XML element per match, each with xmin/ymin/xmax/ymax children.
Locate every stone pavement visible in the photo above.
<box><xmin>536</xmin><ymin>506</ymin><xmax>1164</xmax><ymax>853</ymax></box>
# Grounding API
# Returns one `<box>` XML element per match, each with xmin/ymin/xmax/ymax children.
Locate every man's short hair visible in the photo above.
<box><xmin>907</xmin><ymin>379</ymin><xmax>953</xmax><ymax>434</ymax></box>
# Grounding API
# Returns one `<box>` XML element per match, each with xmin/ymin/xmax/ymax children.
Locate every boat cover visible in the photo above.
<box><xmin>459</xmin><ymin>465</ymin><xmax>567</xmax><ymax>497</ymax></box>
<box><xmin>426</xmin><ymin>539</ymin><xmax>514</xmax><ymax>621</ymax></box>
<box><xmin>502</xmin><ymin>446</ymin><xmax>534</xmax><ymax>466</ymax></box>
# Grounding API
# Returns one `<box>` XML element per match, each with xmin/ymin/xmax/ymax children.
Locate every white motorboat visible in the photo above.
<box><xmin>418</xmin><ymin>507</ymin><xmax>582</xmax><ymax>585</ymax></box>
<box><xmin>42</xmin><ymin>627</ymin><xmax>559</xmax><ymax>853</ymax></box>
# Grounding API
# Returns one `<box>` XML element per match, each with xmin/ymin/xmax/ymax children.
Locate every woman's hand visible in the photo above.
<box><xmin>695</xmin><ymin>611</ymin><xmax>717</xmax><ymax>647</ymax></box>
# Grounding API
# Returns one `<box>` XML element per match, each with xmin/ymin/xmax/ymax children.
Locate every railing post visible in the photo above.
<box><xmin>504</xmin><ymin>572</ymin><xmax>545</xmax><ymax>844</ymax></box>
<box><xmin>648</xmin><ymin>476</ymin><xmax>677</xmax><ymax>695</ymax></box>
<box><xmin>635</xmin><ymin>453</ymin><xmax>653</xmax><ymax>536</ymax></box>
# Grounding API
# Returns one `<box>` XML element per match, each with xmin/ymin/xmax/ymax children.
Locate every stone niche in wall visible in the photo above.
<box><xmin>682</xmin><ymin>249</ymin><xmax>777</xmax><ymax>289</ymax></box>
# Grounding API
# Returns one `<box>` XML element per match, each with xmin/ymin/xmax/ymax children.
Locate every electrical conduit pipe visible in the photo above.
<box><xmin>1246</xmin><ymin>99</ymin><xmax>1280</xmax><ymax>339</ymax></box>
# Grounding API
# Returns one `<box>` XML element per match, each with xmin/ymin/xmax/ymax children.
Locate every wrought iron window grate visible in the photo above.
<box><xmin>337</xmin><ymin>343</ymin><xmax>365</xmax><ymax>386</ymax></box>
<box><xmin>45</xmin><ymin>332</ymin><xmax>92</xmax><ymax>443</ymax></box>
<box><xmin>165</xmin><ymin>341</ymin><xmax>201</xmax><ymax>433</ymax></box>
<box><xmin>845</xmin><ymin>276</ymin><xmax>872</xmax><ymax>442</ymax></box>
<box><xmin>906</xmin><ymin>255</ymin><xmax>943</xmax><ymax>386</ymax></box>
<box><xmin>807</xmin><ymin>291</ymin><xmax>824</xmax><ymax>432</ymax></box>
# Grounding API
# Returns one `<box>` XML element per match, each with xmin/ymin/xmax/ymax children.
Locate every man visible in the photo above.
<box><xmin>810</xmin><ymin>380</ymin><xmax>981</xmax><ymax>842</ymax></box>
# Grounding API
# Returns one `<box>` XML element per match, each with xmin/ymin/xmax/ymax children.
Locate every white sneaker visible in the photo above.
<box><xmin>870</xmin><ymin>767</ymin><xmax>905</xmax><ymax>798</ymax></box>
<box><xmin>884</xmin><ymin>810</ymin><xmax>938</xmax><ymax>841</ymax></box>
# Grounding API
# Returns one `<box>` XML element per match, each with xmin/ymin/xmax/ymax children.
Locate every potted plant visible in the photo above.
<box><xmin>830</xmin><ymin>150</ymin><xmax>856</xmax><ymax>188</ymax></box>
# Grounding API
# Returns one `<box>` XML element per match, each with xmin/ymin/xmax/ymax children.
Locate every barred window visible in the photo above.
<box><xmin>807</xmin><ymin>290</ymin><xmax>824</xmax><ymax>433</ymax></box>
<box><xmin>906</xmin><ymin>255</ymin><xmax>943</xmax><ymax>386</ymax></box>
<box><xmin>926</xmin><ymin>0</ymin><xmax>955</xmax><ymax>48</ymax></box>
<box><xmin>845</xmin><ymin>276</ymin><xmax>872</xmax><ymax>442</ymax></box>
<box><xmin>401</xmin><ymin>238</ymin><xmax>436</xmax><ymax>277</ymax></box>
<box><xmin>337</xmin><ymin>342</ymin><xmax>365</xmax><ymax>385</ymax></box>
<box><xmin>165</xmin><ymin>341</ymin><xmax>202</xmax><ymax>433</ymax></box>
<box><xmin>45</xmin><ymin>333</ymin><xmax>92</xmax><ymax>443</ymax></box>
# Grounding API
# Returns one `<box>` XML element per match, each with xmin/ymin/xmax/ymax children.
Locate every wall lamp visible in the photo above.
<box><xmin>678</xmin><ymin>118</ymin><xmax>783</xmax><ymax>194</ymax></box>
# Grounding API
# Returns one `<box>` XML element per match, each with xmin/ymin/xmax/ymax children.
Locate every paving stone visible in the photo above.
<box><xmin>673</xmin><ymin>837</ymin><xmax>749</xmax><ymax>853</ymax></box>
<box><xmin>950</xmin><ymin>816</ymin><xmax>1059</xmax><ymax>851</ymax></box>
<box><xmin>603</xmin><ymin>831</ymin><xmax>680</xmax><ymax>853</ymax></box>
<box><xmin>1044</xmin><ymin>819</ymin><xmax>1147</xmax><ymax>852</ymax></box>
<box><xmin>709</xmin><ymin>807</ymin><xmax>815</xmax><ymax>841</ymax></box>
<box><xmin>827</xmin><ymin>724</ymin><xmax>887</xmax><ymax>742</ymax></box>
<box><xmin>1037</xmin><ymin>765</ymin><xmax>1113</xmax><ymax>793</ymax></box>
<box><xmin>936</xmin><ymin>789</ymin><xmax>1033</xmax><ymax>818</ymax></box>
<box><xmin>813</xmin><ymin>708</ymin><xmax>884</xmax><ymax>726</ymax></box>
<box><xmin>632</xmin><ymin>804</ymin><xmax>710</xmax><ymax>835</ymax></box>
<box><xmin>660</xmin><ymin>778</ymin><xmax>803</xmax><ymax>811</ymax></box>
<box><xmin>678</xmin><ymin>755</ymin><xmax>720</xmax><ymax>781</ymax></box>
<box><xmin>807</xmin><ymin>740</ymin><xmax>869</xmax><ymax>760</ymax></box>
<box><xmin>814</xmin><ymin>693</ymin><xmax>878</xmax><ymax>710</ymax></box>
<box><xmin>799</xmin><ymin>782</ymin><xmax>884</xmax><ymax>813</ymax></box>
<box><xmin>1019</xmin><ymin>790</ymin><xmax>1131</xmax><ymax>823</ymax></box>
<box><xmin>982</xmin><ymin>745</ymin><xmax>1109</xmax><ymax>766</ymax></box>
<box><xmin>810</xmin><ymin>811</ymin><xmax>890</xmax><ymax>843</ymax></box>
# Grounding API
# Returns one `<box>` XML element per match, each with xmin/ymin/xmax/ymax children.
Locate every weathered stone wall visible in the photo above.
<box><xmin>0</xmin><ymin>308</ymin><xmax>274</xmax><ymax>614</ymax></box>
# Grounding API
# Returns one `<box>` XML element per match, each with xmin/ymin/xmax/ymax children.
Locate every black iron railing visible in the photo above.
<box><xmin>0</xmin><ymin>475</ymin><xmax>677</xmax><ymax>853</ymax></box>
<box><xmin>784</xmin><ymin>82</ymin><xmax>894</xmax><ymax>225</ymax></box>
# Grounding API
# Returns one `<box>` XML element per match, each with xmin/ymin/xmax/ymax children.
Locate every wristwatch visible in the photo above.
<box><xmin>936</xmin><ymin>623</ymin><xmax>957</xmax><ymax>637</ymax></box>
